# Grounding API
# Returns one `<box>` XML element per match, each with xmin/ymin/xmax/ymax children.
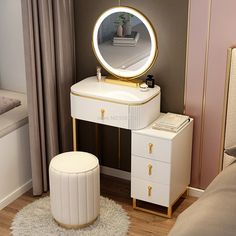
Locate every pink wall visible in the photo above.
<box><xmin>185</xmin><ymin>0</ymin><xmax>211</xmax><ymax>188</ymax></box>
<box><xmin>186</xmin><ymin>0</ymin><xmax>236</xmax><ymax>189</ymax></box>
<box><xmin>200</xmin><ymin>0</ymin><xmax>236</xmax><ymax>188</ymax></box>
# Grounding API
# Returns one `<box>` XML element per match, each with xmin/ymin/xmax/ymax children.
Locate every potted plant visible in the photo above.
<box><xmin>123</xmin><ymin>13</ymin><xmax>133</xmax><ymax>36</ymax></box>
<box><xmin>114</xmin><ymin>14</ymin><xmax>125</xmax><ymax>37</ymax></box>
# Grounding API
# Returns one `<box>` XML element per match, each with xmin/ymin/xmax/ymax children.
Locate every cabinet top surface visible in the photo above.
<box><xmin>133</xmin><ymin>116</ymin><xmax>193</xmax><ymax>140</ymax></box>
<box><xmin>71</xmin><ymin>76</ymin><xmax>160</xmax><ymax>105</ymax></box>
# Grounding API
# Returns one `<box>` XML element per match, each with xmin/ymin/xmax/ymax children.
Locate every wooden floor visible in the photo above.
<box><xmin>0</xmin><ymin>175</ymin><xmax>196</xmax><ymax>236</ymax></box>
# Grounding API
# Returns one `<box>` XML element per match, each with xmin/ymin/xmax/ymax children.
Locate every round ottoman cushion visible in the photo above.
<box><xmin>49</xmin><ymin>151</ymin><xmax>100</xmax><ymax>228</ymax></box>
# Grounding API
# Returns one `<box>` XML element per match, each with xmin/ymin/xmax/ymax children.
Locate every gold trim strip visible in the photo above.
<box><xmin>54</xmin><ymin>216</ymin><xmax>98</xmax><ymax>229</ymax></box>
<box><xmin>219</xmin><ymin>48</ymin><xmax>234</xmax><ymax>171</ymax></box>
<box><xmin>71</xmin><ymin>91</ymin><xmax>160</xmax><ymax>106</ymax></box>
<box><xmin>198</xmin><ymin>0</ymin><xmax>212</xmax><ymax>187</ymax></box>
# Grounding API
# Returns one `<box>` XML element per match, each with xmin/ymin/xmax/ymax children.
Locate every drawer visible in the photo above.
<box><xmin>131</xmin><ymin>155</ymin><xmax>170</xmax><ymax>185</ymax></box>
<box><xmin>71</xmin><ymin>94</ymin><xmax>129</xmax><ymax>129</ymax></box>
<box><xmin>132</xmin><ymin>133</ymin><xmax>171</xmax><ymax>162</ymax></box>
<box><xmin>131</xmin><ymin>177</ymin><xmax>170</xmax><ymax>207</ymax></box>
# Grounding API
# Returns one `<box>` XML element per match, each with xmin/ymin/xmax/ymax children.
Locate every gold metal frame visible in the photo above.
<box><xmin>132</xmin><ymin>189</ymin><xmax>187</xmax><ymax>218</ymax></box>
<box><xmin>219</xmin><ymin>47</ymin><xmax>235</xmax><ymax>170</ymax></box>
<box><xmin>183</xmin><ymin>0</ymin><xmax>191</xmax><ymax>114</ymax></box>
<box><xmin>198</xmin><ymin>0</ymin><xmax>212</xmax><ymax>186</ymax></box>
<box><xmin>104</xmin><ymin>75</ymin><xmax>142</xmax><ymax>87</ymax></box>
<box><xmin>92</xmin><ymin>6</ymin><xmax>158</xmax><ymax>81</ymax></box>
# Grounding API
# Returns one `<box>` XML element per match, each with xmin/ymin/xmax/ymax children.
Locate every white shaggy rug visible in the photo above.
<box><xmin>11</xmin><ymin>196</ymin><xmax>130</xmax><ymax>236</ymax></box>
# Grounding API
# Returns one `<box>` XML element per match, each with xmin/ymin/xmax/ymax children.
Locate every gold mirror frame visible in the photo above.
<box><xmin>92</xmin><ymin>6</ymin><xmax>158</xmax><ymax>80</ymax></box>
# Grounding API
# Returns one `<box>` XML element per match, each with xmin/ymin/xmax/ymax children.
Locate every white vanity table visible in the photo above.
<box><xmin>71</xmin><ymin>6</ymin><xmax>193</xmax><ymax>218</ymax></box>
<box><xmin>70</xmin><ymin>77</ymin><xmax>193</xmax><ymax>218</ymax></box>
<box><xmin>71</xmin><ymin>76</ymin><xmax>160</xmax><ymax>131</ymax></box>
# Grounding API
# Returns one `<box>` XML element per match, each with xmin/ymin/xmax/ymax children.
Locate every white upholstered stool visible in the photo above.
<box><xmin>49</xmin><ymin>151</ymin><xmax>100</xmax><ymax>229</ymax></box>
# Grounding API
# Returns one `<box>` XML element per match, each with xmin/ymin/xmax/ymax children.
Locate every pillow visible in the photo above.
<box><xmin>225</xmin><ymin>147</ymin><xmax>236</xmax><ymax>157</ymax></box>
<box><xmin>0</xmin><ymin>96</ymin><xmax>21</xmax><ymax>115</ymax></box>
<box><xmin>223</xmin><ymin>146</ymin><xmax>236</xmax><ymax>169</ymax></box>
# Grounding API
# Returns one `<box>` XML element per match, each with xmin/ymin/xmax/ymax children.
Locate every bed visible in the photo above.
<box><xmin>168</xmin><ymin>161</ymin><xmax>236</xmax><ymax>236</ymax></box>
<box><xmin>169</xmin><ymin>47</ymin><xmax>236</xmax><ymax>236</ymax></box>
<box><xmin>0</xmin><ymin>89</ymin><xmax>28</xmax><ymax>137</ymax></box>
<box><xmin>0</xmin><ymin>89</ymin><xmax>32</xmax><ymax>210</ymax></box>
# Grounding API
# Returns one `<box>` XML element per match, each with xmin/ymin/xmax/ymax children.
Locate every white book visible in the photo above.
<box><xmin>113</xmin><ymin>43</ymin><xmax>137</xmax><ymax>47</ymax></box>
<box><xmin>152</xmin><ymin>113</ymin><xmax>190</xmax><ymax>130</ymax></box>
<box><xmin>152</xmin><ymin>118</ymin><xmax>190</xmax><ymax>132</ymax></box>
<box><xmin>113</xmin><ymin>32</ymin><xmax>140</xmax><ymax>45</ymax></box>
<box><xmin>113</xmin><ymin>31</ymin><xmax>139</xmax><ymax>40</ymax></box>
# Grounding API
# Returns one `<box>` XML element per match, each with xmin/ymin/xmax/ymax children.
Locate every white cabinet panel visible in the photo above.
<box><xmin>131</xmin><ymin>155</ymin><xmax>170</xmax><ymax>185</ymax></box>
<box><xmin>132</xmin><ymin>133</ymin><xmax>171</xmax><ymax>163</ymax></box>
<box><xmin>131</xmin><ymin>177</ymin><xmax>170</xmax><ymax>207</ymax></box>
<box><xmin>71</xmin><ymin>94</ymin><xmax>129</xmax><ymax>129</ymax></box>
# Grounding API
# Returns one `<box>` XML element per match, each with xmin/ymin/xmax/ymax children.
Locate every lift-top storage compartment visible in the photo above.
<box><xmin>71</xmin><ymin>77</ymin><xmax>161</xmax><ymax>130</ymax></box>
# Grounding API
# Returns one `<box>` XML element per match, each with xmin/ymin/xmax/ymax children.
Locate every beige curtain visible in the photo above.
<box><xmin>21</xmin><ymin>0</ymin><xmax>76</xmax><ymax>195</ymax></box>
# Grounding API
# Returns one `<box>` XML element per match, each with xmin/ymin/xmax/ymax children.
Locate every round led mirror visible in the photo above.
<box><xmin>92</xmin><ymin>6</ymin><xmax>158</xmax><ymax>79</ymax></box>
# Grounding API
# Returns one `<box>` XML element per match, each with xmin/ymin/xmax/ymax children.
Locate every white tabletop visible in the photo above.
<box><xmin>71</xmin><ymin>76</ymin><xmax>160</xmax><ymax>105</ymax></box>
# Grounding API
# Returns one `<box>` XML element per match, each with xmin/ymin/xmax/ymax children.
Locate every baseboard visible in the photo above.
<box><xmin>100</xmin><ymin>166</ymin><xmax>131</xmax><ymax>181</ymax></box>
<box><xmin>187</xmin><ymin>187</ymin><xmax>204</xmax><ymax>198</ymax></box>
<box><xmin>0</xmin><ymin>179</ymin><xmax>32</xmax><ymax>210</ymax></box>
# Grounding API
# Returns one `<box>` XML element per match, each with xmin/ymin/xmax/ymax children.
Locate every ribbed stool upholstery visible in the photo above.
<box><xmin>49</xmin><ymin>151</ymin><xmax>100</xmax><ymax>228</ymax></box>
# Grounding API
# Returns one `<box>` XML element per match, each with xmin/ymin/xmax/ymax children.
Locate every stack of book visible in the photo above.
<box><xmin>113</xmin><ymin>31</ymin><xmax>140</xmax><ymax>46</ymax></box>
<box><xmin>152</xmin><ymin>113</ymin><xmax>190</xmax><ymax>133</ymax></box>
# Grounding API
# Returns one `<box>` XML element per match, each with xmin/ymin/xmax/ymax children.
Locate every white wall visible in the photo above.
<box><xmin>0</xmin><ymin>124</ymin><xmax>32</xmax><ymax>210</ymax></box>
<box><xmin>0</xmin><ymin>0</ymin><xmax>27</xmax><ymax>93</ymax></box>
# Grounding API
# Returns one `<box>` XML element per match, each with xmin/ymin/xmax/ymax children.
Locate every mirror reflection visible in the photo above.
<box><xmin>97</xmin><ymin>12</ymin><xmax>151</xmax><ymax>72</ymax></box>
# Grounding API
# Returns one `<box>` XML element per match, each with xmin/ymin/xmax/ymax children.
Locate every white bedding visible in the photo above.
<box><xmin>0</xmin><ymin>90</ymin><xmax>28</xmax><ymax>138</ymax></box>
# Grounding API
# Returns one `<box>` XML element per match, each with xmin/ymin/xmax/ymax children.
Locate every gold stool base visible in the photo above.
<box><xmin>54</xmin><ymin>216</ymin><xmax>98</xmax><ymax>229</ymax></box>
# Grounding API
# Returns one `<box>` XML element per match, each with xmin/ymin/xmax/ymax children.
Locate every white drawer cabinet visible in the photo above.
<box><xmin>131</xmin><ymin>118</ymin><xmax>193</xmax><ymax>218</ymax></box>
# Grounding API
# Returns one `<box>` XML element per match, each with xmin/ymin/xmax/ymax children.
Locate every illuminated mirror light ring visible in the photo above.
<box><xmin>92</xmin><ymin>6</ymin><xmax>158</xmax><ymax>79</ymax></box>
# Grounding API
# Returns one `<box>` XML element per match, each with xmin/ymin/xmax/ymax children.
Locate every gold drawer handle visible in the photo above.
<box><xmin>148</xmin><ymin>164</ymin><xmax>153</xmax><ymax>176</ymax></box>
<box><xmin>148</xmin><ymin>143</ymin><xmax>153</xmax><ymax>154</ymax></box>
<box><xmin>148</xmin><ymin>186</ymin><xmax>152</xmax><ymax>197</ymax></box>
<box><xmin>100</xmin><ymin>109</ymin><xmax>105</xmax><ymax>119</ymax></box>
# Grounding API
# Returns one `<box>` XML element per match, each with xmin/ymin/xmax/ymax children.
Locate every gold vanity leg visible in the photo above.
<box><xmin>133</xmin><ymin>189</ymin><xmax>187</xmax><ymax>218</ymax></box>
<box><xmin>118</xmin><ymin>128</ymin><xmax>121</xmax><ymax>169</ymax></box>
<box><xmin>72</xmin><ymin>118</ymin><xmax>77</xmax><ymax>151</ymax></box>
<box><xmin>167</xmin><ymin>206</ymin><xmax>172</xmax><ymax>218</ymax></box>
<box><xmin>183</xmin><ymin>188</ymin><xmax>188</xmax><ymax>198</ymax></box>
